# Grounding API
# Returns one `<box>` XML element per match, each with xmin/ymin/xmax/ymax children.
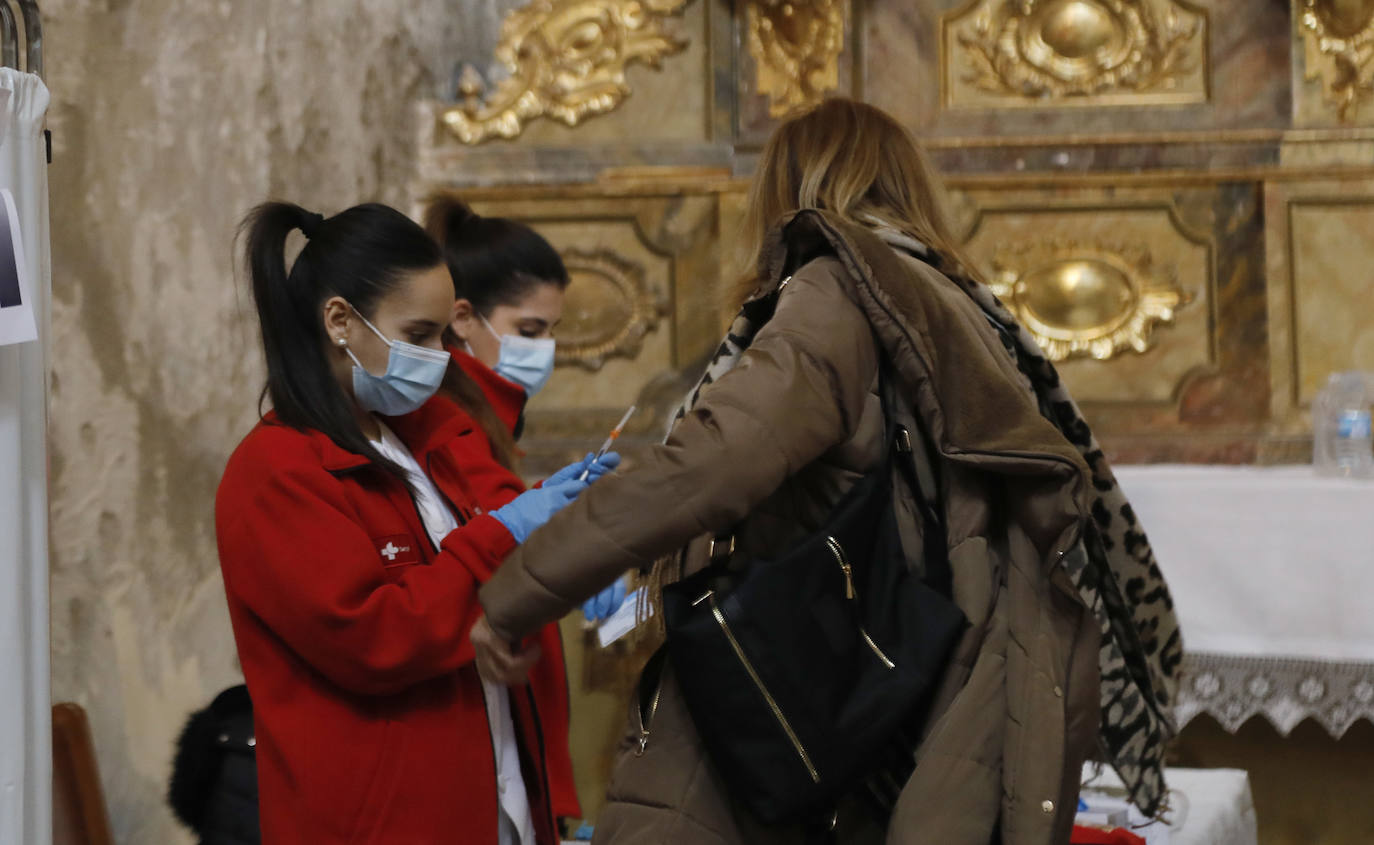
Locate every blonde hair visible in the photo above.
<box><xmin>737</xmin><ymin>97</ymin><xmax>973</xmax><ymax>301</ymax></box>
<box><xmin>642</xmin><ymin>100</ymin><xmax>976</xmax><ymax>620</ymax></box>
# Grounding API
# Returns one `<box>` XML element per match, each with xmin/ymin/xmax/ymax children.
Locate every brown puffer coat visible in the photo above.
<box><xmin>480</xmin><ymin>212</ymin><xmax>1102</xmax><ymax>844</ymax></box>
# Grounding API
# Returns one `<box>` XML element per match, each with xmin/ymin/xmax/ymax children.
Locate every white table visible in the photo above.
<box><xmin>1080</xmin><ymin>764</ymin><xmax>1258</xmax><ymax>845</ymax></box>
<box><xmin>1114</xmin><ymin>465</ymin><xmax>1374</xmax><ymax>736</ymax></box>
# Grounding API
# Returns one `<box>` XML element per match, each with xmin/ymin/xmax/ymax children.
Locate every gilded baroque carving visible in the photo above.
<box><xmin>988</xmin><ymin>240</ymin><xmax>1192</xmax><ymax>361</ymax></box>
<box><xmin>1300</xmin><ymin>0</ymin><xmax>1374</xmax><ymax>122</ymax></box>
<box><xmin>745</xmin><ymin>0</ymin><xmax>845</xmax><ymax>118</ymax></box>
<box><xmin>556</xmin><ymin>248</ymin><xmax>666</xmax><ymax>370</ymax></box>
<box><xmin>441</xmin><ymin>0</ymin><xmax>690</xmax><ymax>145</ymax></box>
<box><xmin>943</xmin><ymin>0</ymin><xmax>1208</xmax><ymax>107</ymax></box>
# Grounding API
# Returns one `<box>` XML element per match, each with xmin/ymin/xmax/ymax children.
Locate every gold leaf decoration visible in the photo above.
<box><xmin>945</xmin><ymin>0</ymin><xmax>1208</xmax><ymax>106</ymax></box>
<box><xmin>988</xmin><ymin>240</ymin><xmax>1192</xmax><ymax>361</ymax></box>
<box><xmin>745</xmin><ymin>0</ymin><xmax>846</xmax><ymax>118</ymax></box>
<box><xmin>556</xmin><ymin>248</ymin><xmax>667</xmax><ymax>370</ymax></box>
<box><xmin>441</xmin><ymin>0</ymin><xmax>690</xmax><ymax>145</ymax></box>
<box><xmin>1300</xmin><ymin>0</ymin><xmax>1374</xmax><ymax>122</ymax></box>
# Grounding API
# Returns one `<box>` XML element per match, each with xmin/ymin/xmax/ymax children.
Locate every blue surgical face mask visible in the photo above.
<box><xmin>345</xmin><ymin>306</ymin><xmax>449</xmax><ymax>416</ymax></box>
<box><xmin>481</xmin><ymin>315</ymin><xmax>556</xmax><ymax>397</ymax></box>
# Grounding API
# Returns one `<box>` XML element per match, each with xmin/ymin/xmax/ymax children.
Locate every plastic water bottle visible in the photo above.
<box><xmin>1313</xmin><ymin>372</ymin><xmax>1374</xmax><ymax>478</ymax></box>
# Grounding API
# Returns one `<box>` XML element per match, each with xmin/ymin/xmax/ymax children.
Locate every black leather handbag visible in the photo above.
<box><xmin>660</xmin><ymin>396</ymin><xmax>968</xmax><ymax>826</ymax></box>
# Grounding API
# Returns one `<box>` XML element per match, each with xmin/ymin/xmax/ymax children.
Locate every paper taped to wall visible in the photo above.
<box><xmin>0</xmin><ymin>187</ymin><xmax>36</xmax><ymax>347</ymax></box>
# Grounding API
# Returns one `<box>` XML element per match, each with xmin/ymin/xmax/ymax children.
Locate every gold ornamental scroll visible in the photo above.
<box><xmin>942</xmin><ymin>0</ymin><xmax>1209</xmax><ymax>109</ymax></box>
<box><xmin>745</xmin><ymin>0</ymin><xmax>846</xmax><ymax>117</ymax></box>
<box><xmin>1300</xmin><ymin>0</ymin><xmax>1374</xmax><ymax>122</ymax></box>
<box><xmin>442</xmin><ymin>0</ymin><xmax>692</xmax><ymax>144</ymax></box>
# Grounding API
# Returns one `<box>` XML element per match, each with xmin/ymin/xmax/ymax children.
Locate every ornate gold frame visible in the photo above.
<box><xmin>987</xmin><ymin>238</ymin><xmax>1193</xmax><ymax>361</ymax></box>
<box><xmin>556</xmin><ymin>247</ymin><xmax>667</xmax><ymax>370</ymax></box>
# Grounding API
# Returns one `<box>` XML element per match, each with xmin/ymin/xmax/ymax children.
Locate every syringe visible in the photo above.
<box><xmin>578</xmin><ymin>404</ymin><xmax>637</xmax><ymax>481</ymax></box>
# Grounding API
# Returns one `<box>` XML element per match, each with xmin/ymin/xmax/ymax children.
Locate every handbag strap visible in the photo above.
<box><xmin>699</xmin><ymin>280</ymin><xmax>951</xmax><ymax>595</ymax></box>
<box><xmin>892</xmin><ymin>421</ymin><xmax>953</xmax><ymax>598</ymax></box>
<box><xmin>880</xmin><ymin>361</ymin><xmax>954</xmax><ymax>598</ymax></box>
<box><xmin>704</xmin><ymin>370</ymin><xmax>954</xmax><ymax>599</ymax></box>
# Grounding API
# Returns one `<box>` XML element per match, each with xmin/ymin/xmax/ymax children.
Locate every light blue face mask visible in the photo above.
<box><xmin>345</xmin><ymin>306</ymin><xmax>450</xmax><ymax>416</ymax></box>
<box><xmin>482</xmin><ymin>316</ymin><xmax>556</xmax><ymax>397</ymax></box>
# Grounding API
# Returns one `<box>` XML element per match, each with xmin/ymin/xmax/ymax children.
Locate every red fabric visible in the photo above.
<box><xmin>445</xmin><ymin>345</ymin><xmax>582</xmax><ymax>821</ymax></box>
<box><xmin>385</xmin><ymin>403</ymin><xmax>581</xmax><ymax>823</ymax></box>
<box><xmin>452</xmin><ymin>345</ymin><xmax>527</xmax><ymax>435</ymax></box>
<box><xmin>216</xmin><ymin>394</ymin><xmax>577</xmax><ymax>844</ymax></box>
<box><xmin>1071</xmin><ymin>825</ymin><xmax>1148</xmax><ymax>845</ymax></box>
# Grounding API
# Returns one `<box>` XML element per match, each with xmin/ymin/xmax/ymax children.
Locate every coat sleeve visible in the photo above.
<box><xmin>217</xmin><ymin>457</ymin><xmax>517</xmax><ymax>696</ymax></box>
<box><xmin>453</xmin><ymin>429</ymin><xmax>526</xmax><ymax>511</ymax></box>
<box><xmin>479</xmin><ymin>257</ymin><xmax>879</xmax><ymax>638</ymax></box>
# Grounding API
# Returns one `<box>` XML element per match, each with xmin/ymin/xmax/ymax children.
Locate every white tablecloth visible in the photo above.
<box><xmin>1115</xmin><ymin>466</ymin><xmax>1374</xmax><ymax>734</ymax></box>
<box><xmin>1115</xmin><ymin>466</ymin><xmax>1374</xmax><ymax>661</ymax></box>
<box><xmin>1081</xmin><ymin>764</ymin><xmax>1258</xmax><ymax>845</ymax></box>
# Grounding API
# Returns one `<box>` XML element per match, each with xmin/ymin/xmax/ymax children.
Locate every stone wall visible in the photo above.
<box><xmin>43</xmin><ymin>2</ymin><xmax>459</xmax><ymax>840</ymax></box>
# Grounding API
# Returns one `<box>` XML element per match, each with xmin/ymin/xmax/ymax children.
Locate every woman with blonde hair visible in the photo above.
<box><xmin>471</xmin><ymin>98</ymin><xmax>1182</xmax><ymax>844</ymax></box>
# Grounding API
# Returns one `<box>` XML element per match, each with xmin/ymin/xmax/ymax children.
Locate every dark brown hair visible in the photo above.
<box><xmin>423</xmin><ymin>194</ymin><xmax>571</xmax><ymax>471</ymax></box>
<box><xmin>423</xmin><ymin>194</ymin><xmax>569</xmax><ymax>314</ymax></box>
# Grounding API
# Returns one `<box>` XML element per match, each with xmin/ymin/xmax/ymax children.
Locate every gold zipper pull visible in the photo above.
<box><xmin>826</xmin><ymin>537</ymin><xmax>856</xmax><ymax>600</ymax></box>
<box><xmin>636</xmin><ymin>675</ymin><xmax>663</xmax><ymax>757</ymax></box>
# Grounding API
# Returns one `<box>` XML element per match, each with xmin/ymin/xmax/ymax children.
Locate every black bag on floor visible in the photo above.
<box><xmin>661</xmin><ymin>389</ymin><xmax>967</xmax><ymax>826</ymax></box>
<box><xmin>168</xmin><ymin>684</ymin><xmax>261</xmax><ymax>845</ymax></box>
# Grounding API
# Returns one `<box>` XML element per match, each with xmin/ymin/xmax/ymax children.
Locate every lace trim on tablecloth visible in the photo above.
<box><xmin>1176</xmin><ymin>652</ymin><xmax>1374</xmax><ymax>736</ymax></box>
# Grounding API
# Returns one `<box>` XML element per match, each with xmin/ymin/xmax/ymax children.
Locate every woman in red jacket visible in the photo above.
<box><xmin>216</xmin><ymin>201</ymin><xmax>615</xmax><ymax>845</ymax></box>
<box><xmin>423</xmin><ymin>196</ymin><xmax>564</xmax><ymax>457</ymax></box>
<box><xmin>417</xmin><ymin>196</ymin><xmax>629</xmax><ymax>833</ymax></box>
<box><xmin>424</xmin><ymin>195</ymin><xmax>628</xmax><ymax>624</ymax></box>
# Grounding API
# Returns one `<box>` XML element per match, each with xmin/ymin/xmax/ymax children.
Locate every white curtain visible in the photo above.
<box><xmin>0</xmin><ymin>67</ymin><xmax>51</xmax><ymax>845</ymax></box>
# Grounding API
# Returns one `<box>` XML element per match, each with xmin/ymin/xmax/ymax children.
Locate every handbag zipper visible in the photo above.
<box><xmin>826</xmin><ymin>536</ymin><xmax>857</xmax><ymax>599</ymax></box>
<box><xmin>825</xmin><ymin>536</ymin><xmax>897</xmax><ymax>670</ymax></box>
<box><xmin>635</xmin><ymin>679</ymin><xmax>662</xmax><ymax>757</ymax></box>
<box><xmin>704</xmin><ymin>591</ymin><xmax>820</xmax><ymax>784</ymax></box>
<box><xmin>860</xmin><ymin>629</ymin><xmax>896</xmax><ymax>670</ymax></box>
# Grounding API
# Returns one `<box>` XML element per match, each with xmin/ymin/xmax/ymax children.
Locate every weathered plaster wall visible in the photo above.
<box><xmin>43</xmin><ymin>2</ymin><xmax>461</xmax><ymax>840</ymax></box>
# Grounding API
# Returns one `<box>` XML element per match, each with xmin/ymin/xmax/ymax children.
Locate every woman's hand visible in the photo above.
<box><xmin>583</xmin><ymin>576</ymin><xmax>628</xmax><ymax>622</ymax></box>
<box><xmin>471</xmin><ymin>615</ymin><xmax>542</xmax><ymax>686</ymax></box>
<box><xmin>489</xmin><ymin>479</ymin><xmax>587</xmax><ymax>544</ymax></box>
<box><xmin>546</xmin><ymin>451</ymin><xmax>622</xmax><ymax>486</ymax></box>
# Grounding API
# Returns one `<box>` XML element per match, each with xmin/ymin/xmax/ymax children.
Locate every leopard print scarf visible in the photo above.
<box><xmin>665</xmin><ymin>231</ymin><xmax>1183</xmax><ymax>816</ymax></box>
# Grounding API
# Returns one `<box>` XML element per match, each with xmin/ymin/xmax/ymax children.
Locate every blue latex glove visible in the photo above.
<box><xmin>583</xmin><ymin>576</ymin><xmax>628</xmax><ymax>622</ymax></box>
<box><xmin>490</xmin><ymin>478</ymin><xmax>587</xmax><ymax>543</ymax></box>
<box><xmin>545</xmin><ymin>451</ymin><xmax>622</xmax><ymax>486</ymax></box>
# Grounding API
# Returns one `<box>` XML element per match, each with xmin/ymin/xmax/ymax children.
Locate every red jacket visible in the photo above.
<box><xmin>216</xmin><ymin>395</ymin><xmax>577</xmax><ymax>845</ymax></box>
<box><xmin>451</xmin><ymin>346</ymin><xmax>527</xmax><ymax>436</ymax></box>
<box><xmin>444</xmin><ymin>348</ymin><xmax>583</xmax><ymax>823</ymax></box>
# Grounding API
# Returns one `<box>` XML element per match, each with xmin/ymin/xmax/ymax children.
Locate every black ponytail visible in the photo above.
<box><xmin>422</xmin><ymin>194</ymin><xmax>570</xmax><ymax>314</ymax></box>
<box><xmin>240</xmin><ymin>201</ymin><xmax>444</xmax><ymax>481</ymax></box>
